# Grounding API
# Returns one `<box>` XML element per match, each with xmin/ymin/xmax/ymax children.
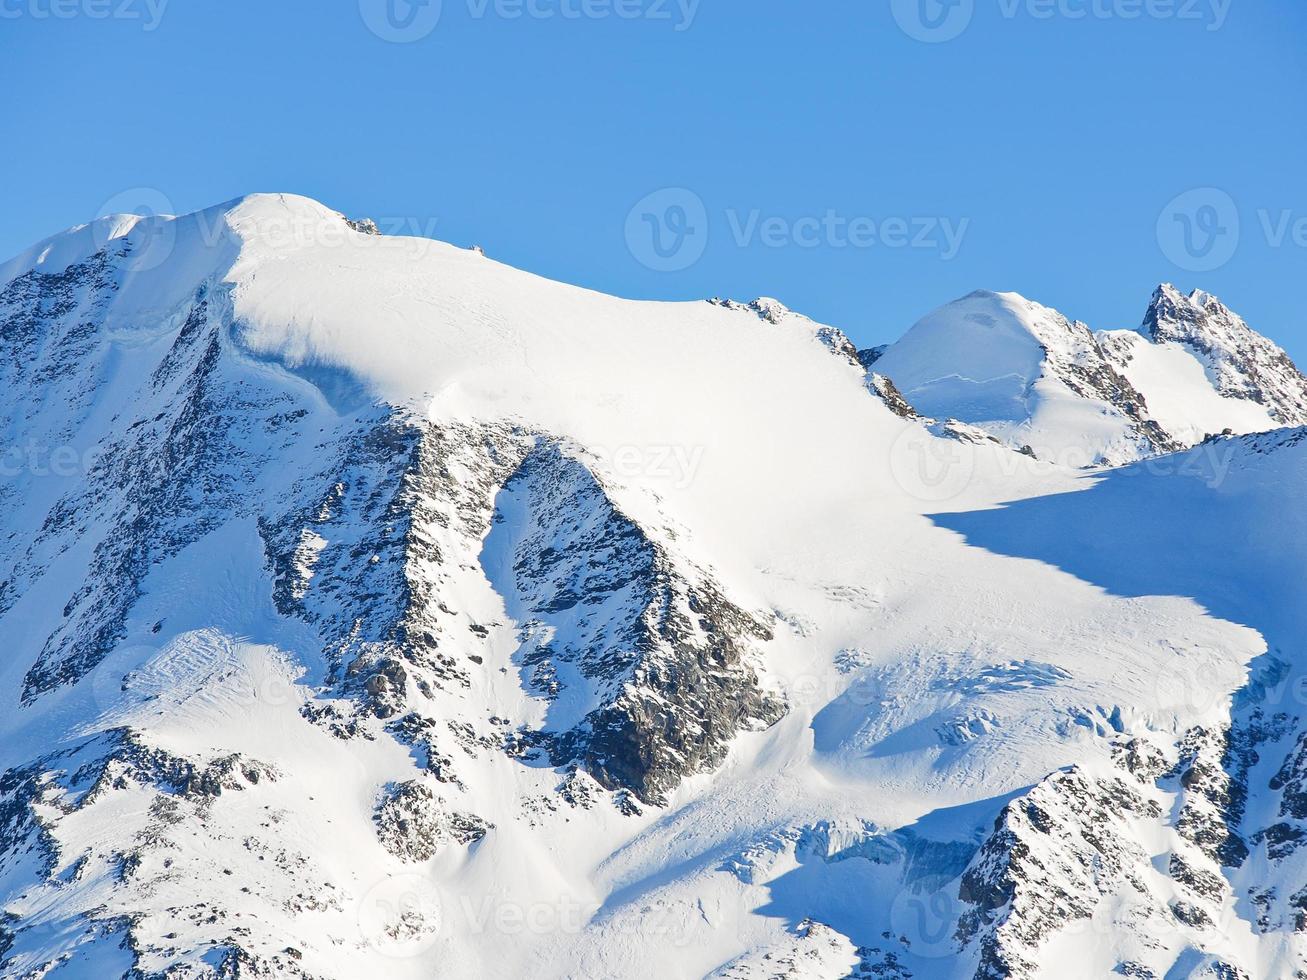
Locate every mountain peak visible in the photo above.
<box><xmin>1143</xmin><ymin>282</ymin><xmax>1235</xmax><ymax>340</ymax></box>
<box><xmin>869</xmin><ymin>289</ymin><xmax>1149</xmax><ymax>462</ymax></box>
<box><xmin>1137</xmin><ymin>284</ymin><xmax>1307</xmax><ymax>428</ymax></box>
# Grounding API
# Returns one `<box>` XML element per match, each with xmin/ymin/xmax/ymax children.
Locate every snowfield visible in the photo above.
<box><xmin>0</xmin><ymin>193</ymin><xmax>1304</xmax><ymax>979</ymax></box>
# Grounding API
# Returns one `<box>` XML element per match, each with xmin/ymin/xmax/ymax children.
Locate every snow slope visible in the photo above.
<box><xmin>0</xmin><ymin>194</ymin><xmax>1302</xmax><ymax>979</ymax></box>
<box><xmin>1095</xmin><ymin>329</ymin><xmax>1277</xmax><ymax>445</ymax></box>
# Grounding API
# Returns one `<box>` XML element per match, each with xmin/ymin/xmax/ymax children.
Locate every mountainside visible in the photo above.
<box><xmin>0</xmin><ymin>194</ymin><xmax>1304</xmax><ymax>979</ymax></box>
<box><xmin>1097</xmin><ymin>284</ymin><xmax>1307</xmax><ymax>448</ymax></box>
<box><xmin>871</xmin><ymin>287</ymin><xmax>1307</xmax><ymax>467</ymax></box>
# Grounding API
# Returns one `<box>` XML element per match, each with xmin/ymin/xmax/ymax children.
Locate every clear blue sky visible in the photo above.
<box><xmin>2</xmin><ymin>0</ymin><xmax>1305</xmax><ymax>357</ymax></box>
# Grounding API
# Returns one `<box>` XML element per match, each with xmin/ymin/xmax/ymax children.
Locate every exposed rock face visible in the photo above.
<box><xmin>865</xmin><ymin>372</ymin><xmax>920</xmax><ymax>420</ymax></box>
<box><xmin>343</xmin><ymin>216</ymin><xmax>380</xmax><ymax>236</ymax></box>
<box><xmin>955</xmin><ymin>764</ymin><xmax>1166</xmax><ymax>979</ymax></box>
<box><xmin>259</xmin><ymin>416</ymin><xmax>530</xmax><ymax>717</ymax></box>
<box><xmin>865</xmin><ymin>289</ymin><xmax>1182</xmax><ymax>465</ymax></box>
<box><xmin>1271</xmin><ymin>733</ymin><xmax>1307</xmax><ymax>823</ymax></box>
<box><xmin>374</xmin><ymin>780</ymin><xmax>490</xmax><ymax>862</ymax></box>
<box><xmin>941</xmin><ymin>711</ymin><xmax>1307</xmax><ymax>979</ymax></box>
<box><xmin>1169</xmin><ymin>726</ymin><xmax>1253</xmax><ymax>870</ymax></box>
<box><xmin>1141</xmin><ymin>284</ymin><xmax>1307</xmax><ymax>425</ymax></box>
<box><xmin>0</xmin><ymin>729</ymin><xmax>291</xmax><ymax>978</ymax></box>
<box><xmin>0</xmin><ymin>264</ymin><xmax>296</xmax><ymax>702</ymax></box>
<box><xmin>491</xmin><ymin>442</ymin><xmax>785</xmax><ymax>805</ymax></box>
<box><xmin>260</xmin><ymin>418</ymin><xmax>786</xmax><ymax>807</ymax></box>
<box><xmin>1032</xmin><ymin>314</ymin><xmax>1182</xmax><ymax>458</ymax></box>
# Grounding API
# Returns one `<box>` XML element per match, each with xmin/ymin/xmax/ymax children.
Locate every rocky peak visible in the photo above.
<box><xmin>1142</xmin><ymin>284</ymin><xmax>1307</xmax><ymax>425</ymax></box>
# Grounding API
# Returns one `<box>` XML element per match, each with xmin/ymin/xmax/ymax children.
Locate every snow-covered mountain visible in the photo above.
<box><xmin>0</xmin><ymin>194</ymin><xmax>1304</xmax><ymax>979</ymax></box>
<box><xmin>871</xmin><ymin>287</ymin><xmax>1307</xmax><ymax>466</ymax></box>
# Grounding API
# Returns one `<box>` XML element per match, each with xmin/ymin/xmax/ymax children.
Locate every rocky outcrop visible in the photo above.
<box><xmin>373</xmin><ymin>780</ymin><xmax>490</xmax><ymax>862</ymax></box>
<box><xmin>492</xmin><ymin>442</ymin><xmax>785</xmax><ymax>805</ymax></box>
<box><xmin>259</xmin><ymin>416</ymin><xmax>529</xmax><ymax>716</ymax></box>
<box><xmin>865</xmin><ymin>372</ymin><xmax>920</xmax><ymax>420</ymax></box>
<box><xmin>0</xmin><ymin>270</ymin><xmax>298</xmax><ymax>702</ymax></box>
<box><xmin>955</xmin><ymin>765</ymin><xmax>1166</xmax><ymax>979</ymax></box>
<box><xmin>0</xmin><ymin>729</ymin><xmax>292</xmax><ymax>977</ymax></box>
<box><xmin>1141</xmin><ymin>284</ymin><xmax>1307</xmax><ymax>424</ymax></box>
<box><xmin>708</xmin><ymin>919</ymin><xmax>860</xmax><ymax>978</ymax></box>
<box><xmin>1169</xmin><ymin>726</ymin><xmax>1253</xmax><ymax>870</ymax></box>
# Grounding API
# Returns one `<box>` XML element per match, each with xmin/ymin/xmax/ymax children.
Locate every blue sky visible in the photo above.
<box><xmin>2</xmin><ymin>0</ymin><xmax>1305</xmax><ymax>357</ymax></box>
